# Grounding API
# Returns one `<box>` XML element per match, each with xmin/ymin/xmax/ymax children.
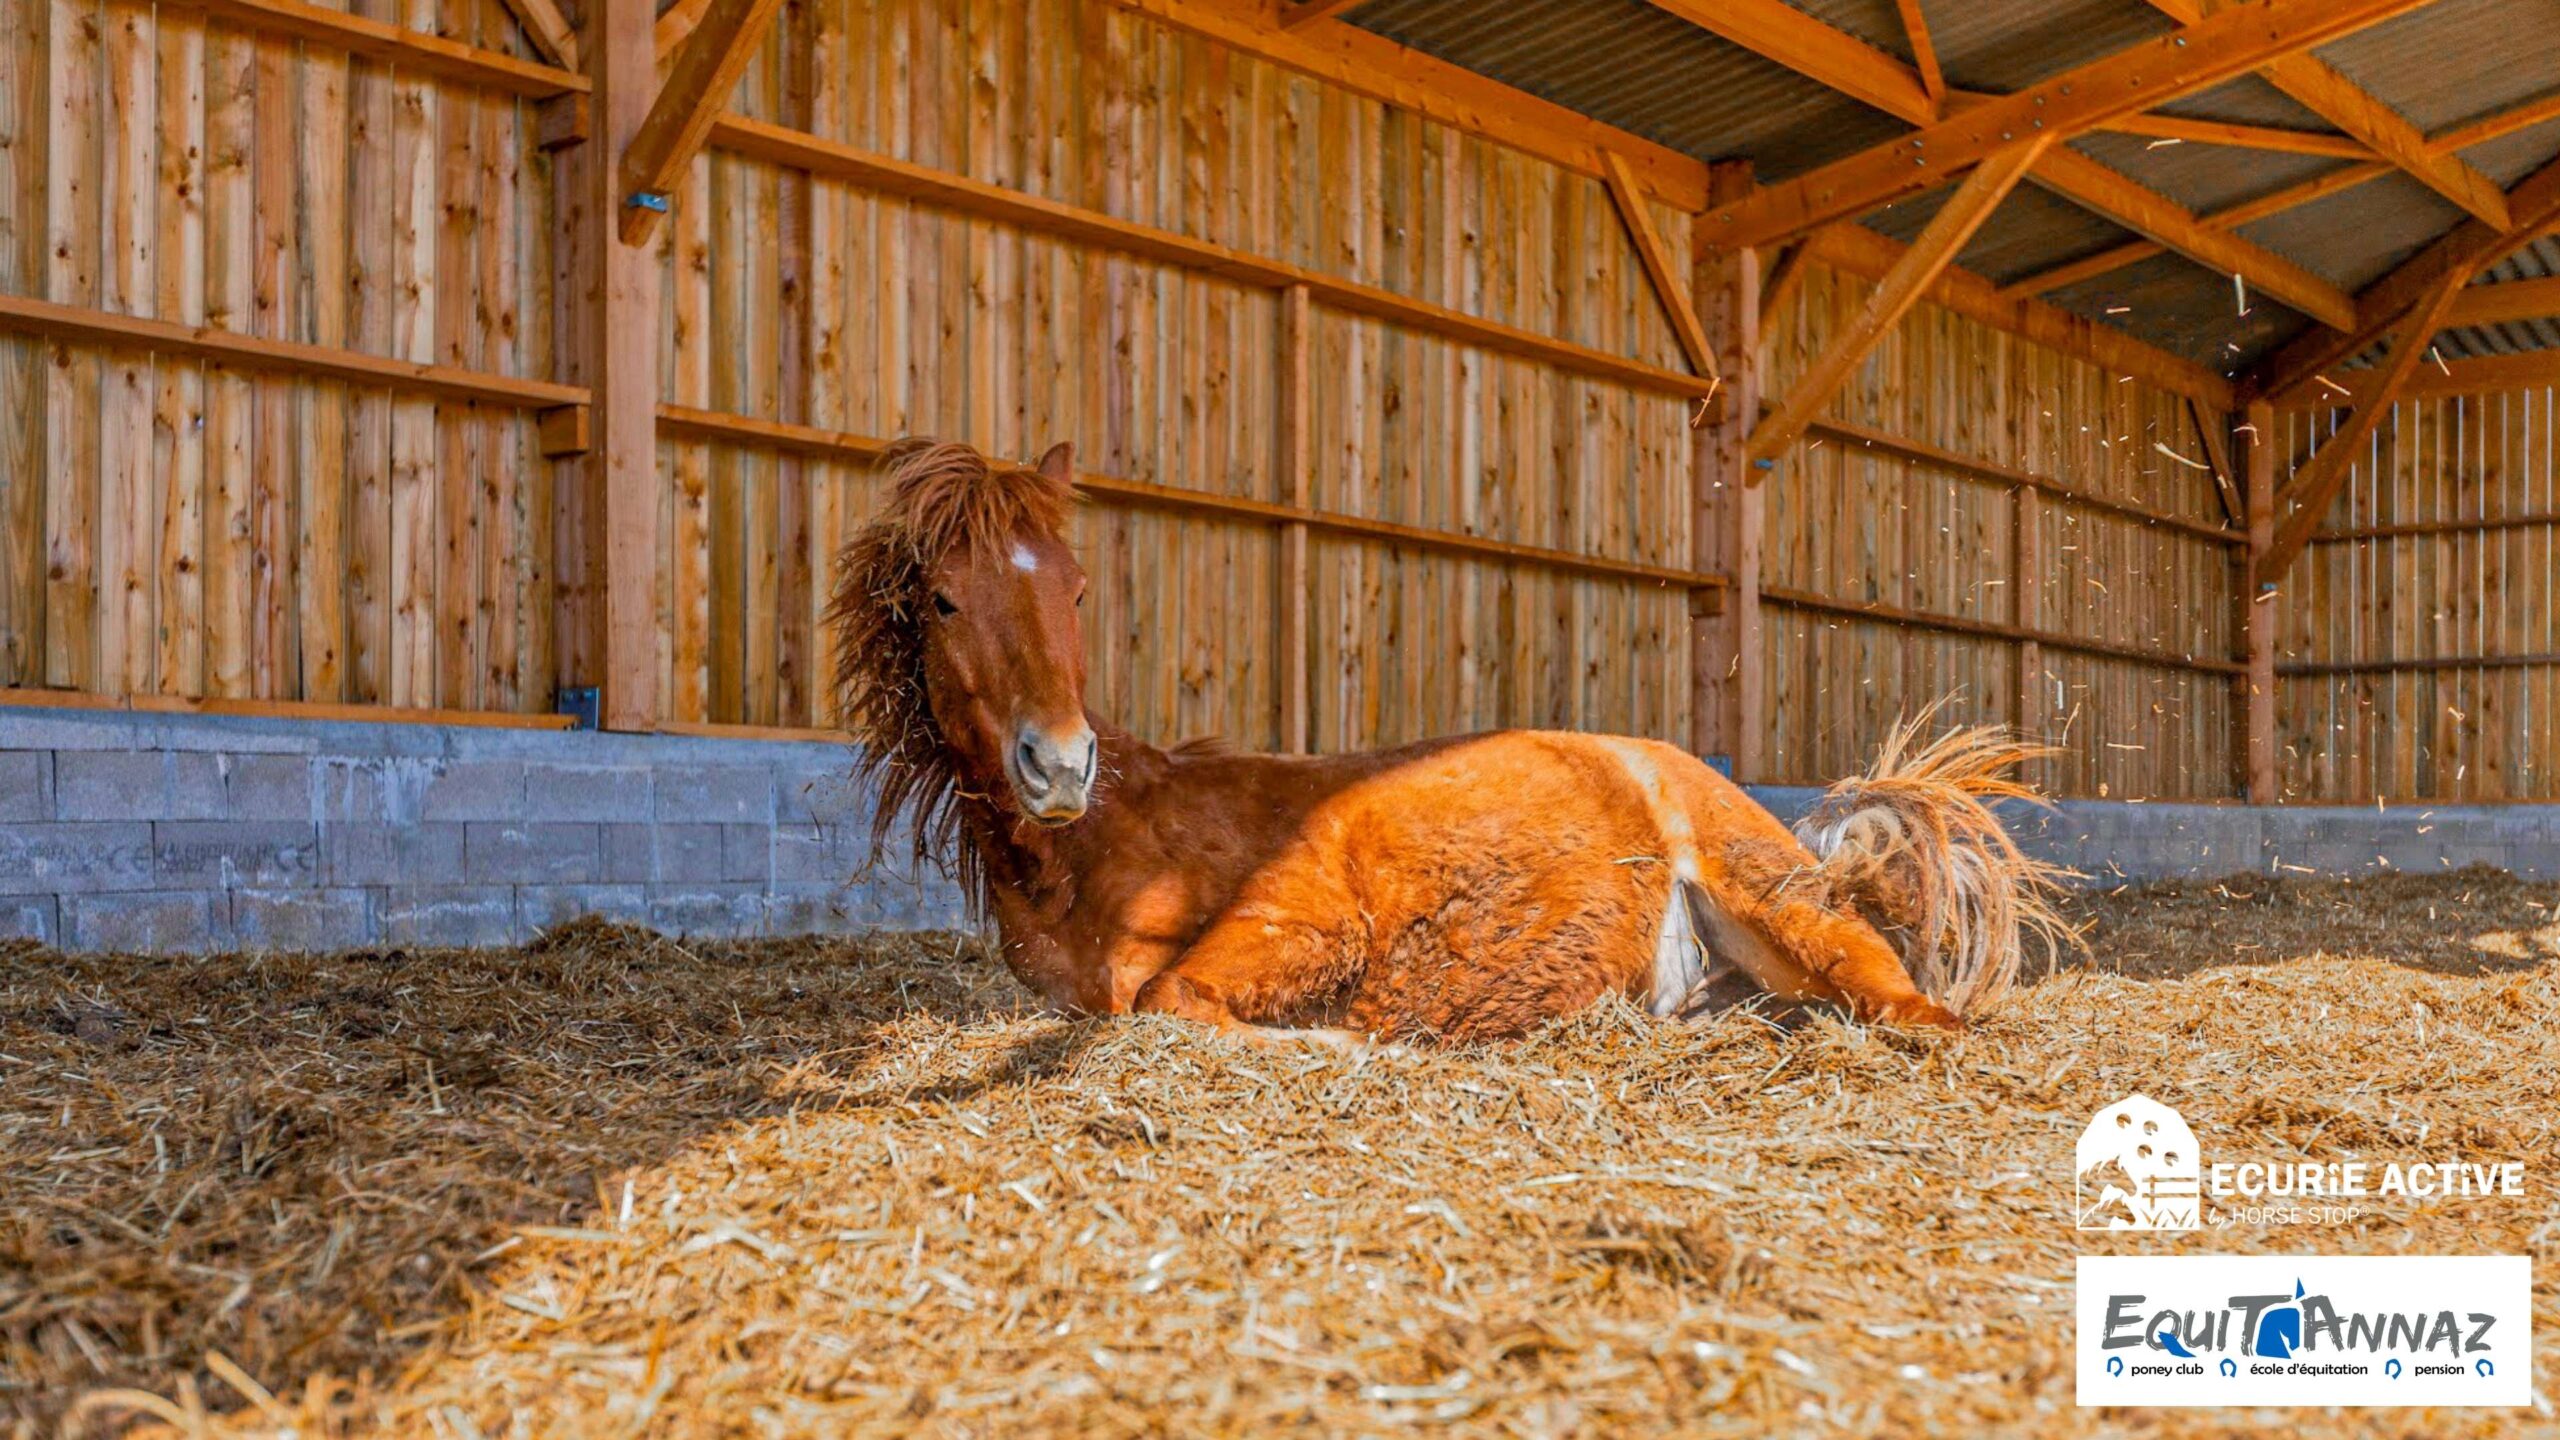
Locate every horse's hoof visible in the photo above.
<box><xmin>1878</xmin><ymin>996</ymin><xmax>1965</xmax><ymax>1032</ymax></box>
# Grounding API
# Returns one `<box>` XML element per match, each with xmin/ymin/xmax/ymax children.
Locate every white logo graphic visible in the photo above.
<box><xmin>2076</xmin><ymin>1094</ymin><xmax>2200</xmax><ymax>1232</ymax></box>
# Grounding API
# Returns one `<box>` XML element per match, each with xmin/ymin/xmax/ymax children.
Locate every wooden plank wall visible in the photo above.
<box><xmin>1759</xmin><ymin>261</ymin><xmax>2237</xmax><ymax>799</ymax></box>
<box><xmin>0</xmin><ymin>0</ymin><xmax>562</xmax><ymax>712</ymax></box>
<box><xmin>2277</xmin><ymin>382</ymin><xmax>2560</xmax><ymax>801</ymax></box>
<box><xmin>663</xmin><ymin>0</ymin><xmax>1696</xmax><ymax>749</ymax></box>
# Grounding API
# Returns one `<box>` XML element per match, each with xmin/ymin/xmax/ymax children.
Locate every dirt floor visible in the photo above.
<box><xmin>3</xmin><ymin>869</ymin><xmax>2556</xmax><ymax>1438</ymax></box>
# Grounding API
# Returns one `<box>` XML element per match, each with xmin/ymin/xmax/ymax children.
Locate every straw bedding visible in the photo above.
<box><xmin>4</xmin><ymin>870</ymin><xmax>2555</xmax><ymax>1438</ymax></box>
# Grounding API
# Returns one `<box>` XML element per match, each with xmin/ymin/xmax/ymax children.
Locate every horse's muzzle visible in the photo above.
<box><xmin>1010</xmin><ymin>721</ymin><xmax>1097</xmax><ymax>823</ymax></box>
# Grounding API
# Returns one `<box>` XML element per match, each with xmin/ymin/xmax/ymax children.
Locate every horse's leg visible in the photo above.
<box><xmin>1686</xmin><ymin>869</ymin><xmax>1960</xmax><ymax>1030</ymax></box>
<box><xmin>1128</xmin><ymin>872</ymin><xmax>1376</xmax><ymax>1045</ymax></box>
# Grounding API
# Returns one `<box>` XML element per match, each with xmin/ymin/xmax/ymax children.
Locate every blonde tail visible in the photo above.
<box><xmin>1790</xmin><ymin>716</ymin><xmax>2082</xmax><ymax>1016</ymax></box>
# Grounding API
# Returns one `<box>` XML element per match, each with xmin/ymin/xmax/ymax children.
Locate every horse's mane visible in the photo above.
<box><xmin>825</xmin><ymin>439</ymin><xmax>1076</xmax><ymax>905</ymax></box>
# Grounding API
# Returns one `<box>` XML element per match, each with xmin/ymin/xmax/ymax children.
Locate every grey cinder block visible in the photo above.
<box><xmin>648</xmin><ymin>884</ymin><xmax>769</xmax><ymax>938</ymax></box>
<box><xmin>322</xmin><ymin>822</ymin><xmax>468</xmax><ymax>887</ymax></box>
<box><xmin>517</xmin><ymin>884</ymin><xmax>649</xmax><ymax>932</ymax></box>
<box><xmin>464</xmin><ymin>822</ymin><xmax>603</xmax><ymax>885</ymax></box>
<box><xmin>65</xmin><ymin>891</ymin><xmax>214</xmax><ymax>953</ymax></box>
<box><xmin>0</xmin><ymin>751</ymin><xmax>53</xmax><ymax>822</ymax></box>
<box><xmin>721</xmin><ymin>823</ymin><xmax>774</xmax><ymax>883</ymax></box>
<box><xmin>602</xmin><ymin>823</ymin><xmax>725</xmax><ymax>884</ymax></box>
<box><xmin>520</xmin><ymin>763</ymin><xmax>654</xmax><ymax>822</ymax></box>
<box><xmin>226</xmin><ymin>888</ymin><xmax>375</xmax><ymax>952</ymax></box>
<box><xmin>419</xmin><ymin>760</ymin><xmax>527</xmax><ymax>822</ymax></box>
<box><xmin>220</xmin><ymin>753</ymin><xmax>314</xmax><ymax>820</ymax></box>
<box><xmin>380</xmin><ymin>887</ymin><xmax>522</xmax><ymax>948</ymax></box>
<box><xmin>0</xmin><ymin>894</ymin><xmax>58</xmax><ymax>944</ymax></box>
<box><xmin>0</xmin><ymin>822</ymin><xmax>156</xmax><ymax>894</ymax></box>
<box><xmin>654</xmin><ymin>765</ymin><xmax>775</xmax><ymax>824</ymax></box>
<box><xmin>53</xmin><ymin>751</ymin><xmax>171</xmax><ymax>821</ymax></box>
<box><xmin>154</xmin><ymin>821</ymin><xmax>321</xmax><ymax>888</ymax></box>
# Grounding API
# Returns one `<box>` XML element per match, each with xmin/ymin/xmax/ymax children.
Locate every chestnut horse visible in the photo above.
<box><xmin>828</xmin><ymin>440</ymin><xmax>2070</xmax><ymax>1043</ymax></box>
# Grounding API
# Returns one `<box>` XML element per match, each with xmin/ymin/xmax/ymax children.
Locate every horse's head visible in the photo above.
<box><xmin>829</xmin><ymin>441</ymin><xmax>1096</xmax><ymax>889</ymax></box>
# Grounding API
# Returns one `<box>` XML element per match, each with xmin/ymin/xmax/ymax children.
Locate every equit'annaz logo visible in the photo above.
<box><xmin>2077</xmin><ymin>1094</ymin><xmax>2201</xmax><ymax>1232</ymax></box>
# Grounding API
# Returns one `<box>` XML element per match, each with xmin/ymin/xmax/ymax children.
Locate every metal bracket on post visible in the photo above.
<box><xmin>555</xmin><ymin>687</ymin><xmax>602</xmax><ymax>730</ymax></box>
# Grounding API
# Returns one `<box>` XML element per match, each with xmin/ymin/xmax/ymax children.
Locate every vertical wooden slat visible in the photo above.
<box><xmin>1276</xmin><ymin>280</ymin><xmax>1309</xmax><ymax>752</ymax></box>
<box><xmin>388</xmin><ymin>0</ymin><xmax>436</xmax><ymax>704</ymax></box>
<box><xmin>1695</xmin><ymin>161</ymin><xmax>1760</xmax><ymax>774</ymax></box>
<box><xmin>0</xmin><ymin>0</ymin><xmax>47</xmax><ymax>687</ymax></box>
<box><xmin>249</xmin><ymin>31</ymin><xmax>296</xmax><ymax>697</ymax></box>
<box><xmin>2242</xmin><ymin>399</ymin><xmax>2279</xmax><ymax>802</ymax></box>
<box><xmin>44</xmin><ymin>0</ymin><xmax>102</xmax><ymax>691</ymax></box>
<box><xmin>155</xmin><ymin>12</ymin><xmax>208</xmax><ymax>696</ymax></box>
<box><xmin>299</xmin><ymin>30</ymin><xmax>350</xmax><ymax>701</ymax></box>
<box><xmin>100</xmin><ymin>0</ymin><xmax>153</xmax><ymax>697</ymax></box>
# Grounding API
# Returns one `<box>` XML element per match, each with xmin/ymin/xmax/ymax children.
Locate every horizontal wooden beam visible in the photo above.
<box><xmin>2280</xmin><ymin>348</ymin><xmax>2560</xmax><ymax>408</ymax></box>
<box><xmin>0</xmin><ymin>687</ymin><xmax>581</xmax><ymax>729</ymax></box>
<box><xmin>2448</xmin><ymin>276</ymin><xmax>2560</xmax><ymax>328</ymax></box>
<box><xmin>159</xmin><ymin>0</ymin><xmax>587</xmax><ymax>96</ymax></box>
<box><xmin>0</xmin><ymin>292</ymin><xmax>590</xmax><ymax>412</ymax></box>
<box><xmin>2027</xmin><ymin>145</ymin><xmax>2359</xmax><ymax>330</ymax></box>
<box><xmin>1647</xmin><ymin>0</ymin><xmax>1934</xmax><ymax>124</ymax></box>
<box><xmin>2313</xmin><ymin>508</ymin><xmax>2560</xmax><ymax>542</ymax></box>
<box><xmin>1761</xmin><ymin>586</ymin><xmax>2244</xmax><ymax>674</ymax></box>
<box><xmin>1702</xmin><ymin>0</ymin><xmax>2440</xmax><ymax>248</ymax></box>
<box><xmin>1803</xmin><ymin>414</ymin><xmax>2244</xmax><ymax>544</ymax></box>
<box><xmin>1804</xmin><ymin>224</ymin><xmax>2236</xmax><ymax>406</ymax></box>
<box><xmin>708</xmin><ymin>115</ymin><xmax>1722</xmax><ymax>402</ymax></box>
<box><xmin>2279</xmin><ymin>652</ymin><xmax>2560</xmax><ymax>676</ymax></box>
<box><xmin>659</xmin><ymin>405</ymin><xmax>1732</xmax><ymax>597</ymax></box>
<box><xmin>1101</xmin><ymin>0</ymin><xmax>1714</xmax><ymax>211</ymax></box>
<box><xmin>2096</xmin><ymin>110</ymin><xmax>2368</xmax><ymax>158</ymax></box>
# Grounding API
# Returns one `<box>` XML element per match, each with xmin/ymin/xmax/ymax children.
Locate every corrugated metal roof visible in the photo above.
<box><xmin>1341</xmin><ymin>0</ymin><xmax>2560</xmax><ymax>375</ymax></box>
<box><xmin>2313</xmin><ymin>0</ymin><xmax>2560</xmax><ymax>133</ymax></box>
<box><xmin>1862</xmin><ymin>181</ymin><xmax>2137</xmax><ymax>285</ymax></box>
<box><xmin>2041</xmin><ymin>250</ymin><xmax>2314</xmax><ymax>373</ymax></box>
<box><xmin>1346</xmin><ymin>0</ymin><xmax>1904</xmax><ymax>180</ymax></box>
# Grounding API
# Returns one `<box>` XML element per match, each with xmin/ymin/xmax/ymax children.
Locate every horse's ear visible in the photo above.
<box><xmin>1034</xmin><ymin>442</ymin><xmax>1075</xmax><ymax>483</ymax></box>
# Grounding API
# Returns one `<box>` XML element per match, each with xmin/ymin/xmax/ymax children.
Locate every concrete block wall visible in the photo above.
<box><xmin>0</xmin><ymin>705</ymin><xmax>966</xmax><ymax>951</ymax></box>
<box><xmin>1749</xmin><ymin>788</ymin><xmax>2560</xmax><ymax>883</ymax></box>
<box><xmin>5</xmin><ymin>704</ymin><xmax>2558</xmax><ymax>954</ymax></box>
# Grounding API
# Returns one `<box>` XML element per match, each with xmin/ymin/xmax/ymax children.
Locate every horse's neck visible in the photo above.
<box><xmin>960</xmin><ymin>721</ymin><xmax>1162</xmax><ymax>917</ymax></box>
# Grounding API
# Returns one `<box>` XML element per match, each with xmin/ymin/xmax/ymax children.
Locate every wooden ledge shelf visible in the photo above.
<box><xmin>162</xmin><ymin>0</ymin><xmax>588</xmax><ymax>97</ymax></box>
<box><xmin>704</xmin><ymin>116</ymin><xmax>1723</xmax><ymax>410</ymax></box>
<box><xmin>2278</xmin><ymin>653</ymin><xmax>2560</xmax><ymax>677</ymax></box>
<box><xmin>1761</xmin><ymin>587</ymin><xmax>2243</xmax><ymax>675</ymax></box>
<box><xmin>0</xmin><ymin>294</ymin><xmax>589</xmax><ymax>445</ymax></box>
<box><xmin>0</xmin><ymin>688</ymin><xmax>582</xmax><ymax>730</ymax></box>
<box><xmin>1800</xmin><ymin>414</ymin><xmax>2245</xmax><ymax>546</ymax></box>
<box><xmin>659</xmin><ymin>405</ymin><xmax>1731</xmax><ymax>600</ymax></box>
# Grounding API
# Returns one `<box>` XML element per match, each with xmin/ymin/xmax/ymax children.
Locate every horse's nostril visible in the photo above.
<box><xmin>1017</xmin><ymin>735</ymin><xmax>1047</xmax><ymax>786</ymax></box>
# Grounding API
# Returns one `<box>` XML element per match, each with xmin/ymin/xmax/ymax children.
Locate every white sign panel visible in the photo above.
<box><xmin>2075</xmin><ymin>1255</ymin><xmax>2531</xmax><ymax>1407</ymax></box>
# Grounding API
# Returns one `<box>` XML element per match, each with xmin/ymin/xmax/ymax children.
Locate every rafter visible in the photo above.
<box><xmin>2447</xmin><ymin>275</ymin><xmax>2560</xmax><ymax>328</ymax></box>
<box><xmin>1276</xmin><ymin>0</ymin><xmax>1366</xmax><ymax>27</ymax></box>
<box><xmin>2260</xmin><ymin>269</ymin><xmax>2471</xmax><ymax>576</ymax></box>
<box><xmin>2097</xmin><ymin>111</ymin><xmax>2369</xmax><ymax>158</ymax></box>
<box><xmin>492</xmin><ymin>0</ymin><xmax>578</xmax><ymax>69</ymax></box>
<box><xmin>1703</xmin><ymin>0</ymin><xmax>2444</xmax><ymax>251</ymax></box>
<box><xmin>1643</xmin><ymin>0</ymin><xmax>1935</xmax><ymax>124</ymax></box>
<box><xmin>1600</xmin><ymin>152</ymin><xmax>1719</xmax><ymax>379</ymax></box>
<box><xmin>655</xmin><ymin>0</ymin><xmax>711</xmax><ymax>57</ymax></box>
<box><xmin>618</xmin><ymin>0</ymin><xmax>791</xmax><ymax>245</ymax></box>
<box><xmin>2253</xmin><ymin>148</ymin><xmax>2560</xmax><ymax>403</ymax></box>
<box><xmin>1891</xmin><ymin>0</ymin><xmax>1944</xmax><ymax>106</ymax></box>
<box><xmin>1997</xmin><ymin>162</ymin><xmax>2392</xmax><ymax>300</ymax></box>
<box><xmin>2142</xmin><ymin>0</ymin><xmax>2509</xmax><ymax>229</ymax></box>
<box><xmin>1748</xmin><ymin>136</ymin><xmax>2052</xmax><ymax>468</ymax></box>
<box><xmin>2430</xmin><ymin>88</ymin><xmax>2560</xmax><ymax>153</ymax></box>
<box><xmin>2026</xmin><ymin>146</ymin><xmax>2357</xmax><ymax>329</ymax></box>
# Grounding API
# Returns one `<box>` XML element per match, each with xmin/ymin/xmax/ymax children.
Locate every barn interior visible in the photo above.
<box><xmin>3</xmin><ymin>0</ymin><xmax>2560</xmax><ymax>1430</ymax></box>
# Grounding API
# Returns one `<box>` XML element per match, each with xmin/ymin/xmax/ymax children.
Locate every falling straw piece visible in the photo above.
<box><xmin>2233</xmin><ymin>272</ymin><xmax>2248</xmax><ymax>317</ymax></box>
<box><xmin>2152</xmin><ymin>442</ymin><xmax>2210</xmax><ymax>471</ymax></box>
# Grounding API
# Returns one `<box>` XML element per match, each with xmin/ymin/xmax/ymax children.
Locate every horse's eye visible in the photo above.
<box><xmin>931</xmin><ymin>592</ymin><xmax>959</xmax><ymax>618</ymax></box>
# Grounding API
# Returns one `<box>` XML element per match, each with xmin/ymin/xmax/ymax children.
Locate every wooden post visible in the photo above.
<box><xmin>2012</xmin><ymin>483</ymin><xmax>2041</xmax><ymax>742</ymax></box>
<box><xmin>2240</xmin><ymin>399</ymin><xmax>2279</xmax><ymax>802</ymax></box>
<box><xmin>594</xmin><ymin>0</ymin><xmax>659</xmax><ymax>729</ymax></box>
<box><xmin>1276</xmin><ymin>283</ymin><xmax>1311</xmax><ymax>753</ymax></box>
<box><xmin>1695</xmin><ymin>161</ymin><xmax>1761</xmax><ymax>776</ymax></box>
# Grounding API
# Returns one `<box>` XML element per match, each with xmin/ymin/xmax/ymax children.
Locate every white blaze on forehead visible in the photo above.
<box><xmin>1594</xmin><ymin>738</ymin><xmax>1707</xmax><ymax>1016</ymax></box>
<box><xmin>1010</xmin><ymin>543</ymin><xmax>1040</xmax><ymax>573</ymax></box>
